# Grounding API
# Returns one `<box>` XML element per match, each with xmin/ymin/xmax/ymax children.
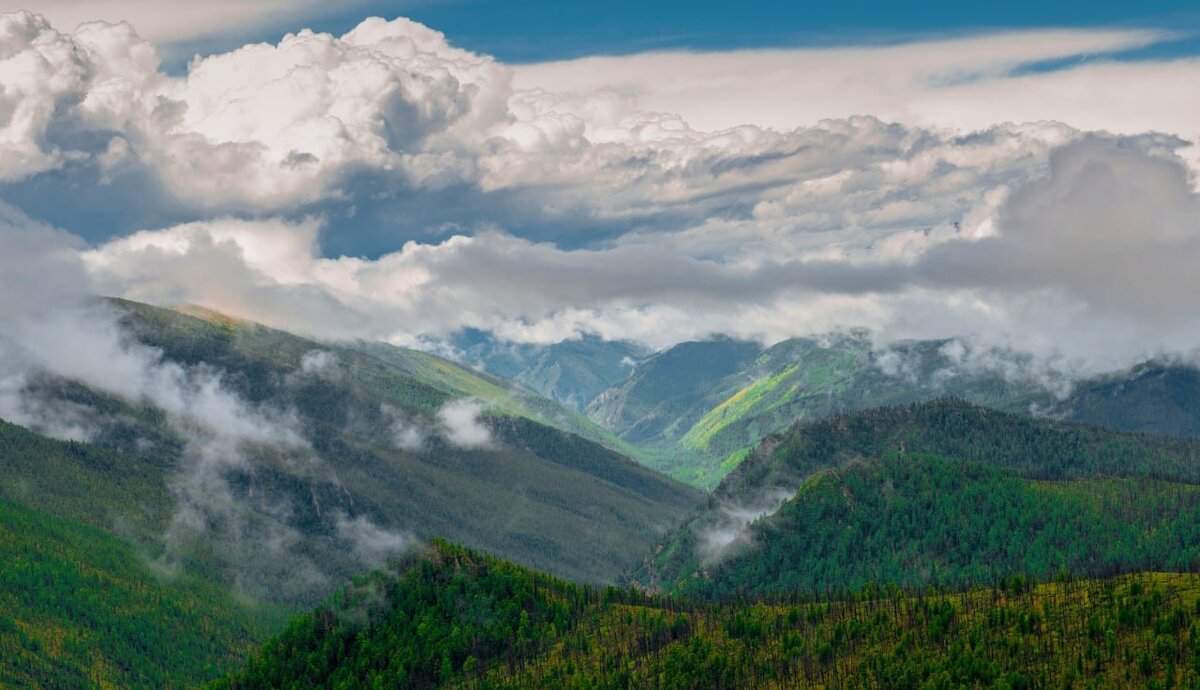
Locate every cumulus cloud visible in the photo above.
<box><xmin>0</xmin><ymin>0</ymin><xmax>337</xmax><ymax>43</ymax></box>
<box><xmin>0</xmin><ymin>11</ymin><xmax>509</xmax><ymax>209</ymax></box>
<box><xmin>436</xmin><ymin>398</ymin><xmax>492</xmax><ymax>449</ymax></box>
<box><xmin>77</xmin><ymin>133</ymin><xmax>1200</xmax><ymax>374</ymax></box>
<box><xmin>6</xmin><ymin>11</ymin><xmax>1200</xmax><ymax>383</ymax></box>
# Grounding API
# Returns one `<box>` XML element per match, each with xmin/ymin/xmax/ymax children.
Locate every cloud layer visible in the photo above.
<box><xmin>3</xmin><ymin>10</ymin><xmax>1200</xmax><ymax>377</ymax></box>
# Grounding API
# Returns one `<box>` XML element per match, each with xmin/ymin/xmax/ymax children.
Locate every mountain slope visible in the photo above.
<box><xmin>215</xmin><ymin>540</ymin><xmax>1200</xmax><ymax>690</ymax></box>
<box><xmin>586</xmin><ymin>337</ymin><xmax>764</xmax><ymax>445</ymax></box>
<box><xmin>0</xmin><ymin>496</ymin><xmax>276</xmax><ymax>689</ymax></box>
<box><xmin>447</xmin><ymin>328</ymin><xmax>648</xmax><ymax>411</ymax></box>
<box><xmin>639</xmin><ymin>399</ymin><xmax>1200</xmax><ymax>595</ymax></box>
<box><xmin>1050</xmin><ymin>362</ymin><xmax>1200</xmax><ymax>438</ymax></box>
<box><xmin>588</xmin><ymin>335</ymin><xmax>1050</xmax><ymax>487</ymax></box>
<box><xmin>4</xmin><ymin>300</ymin><xmax>702</xmax><ymax>606</ymax></box>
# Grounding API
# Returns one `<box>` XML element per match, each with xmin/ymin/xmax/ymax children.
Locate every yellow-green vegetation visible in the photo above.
<box><xmin>0</xmin><ymin>497</ymin><xmax>281</xmax><ymax>689</ymax></box>
<box><xmin>679</xmin><ymin>346</ymin><xmax>863</xmax><ymax>456</ymax></box>
<box><xmin>215</xmin><ymin>541</ymin><xmax>1200</xmax><ymax>690</ymax></box>
<box><xmin>589</xmin><ymin>335</ymin><xmax>1050</xmax><ymax>489</ymax></box>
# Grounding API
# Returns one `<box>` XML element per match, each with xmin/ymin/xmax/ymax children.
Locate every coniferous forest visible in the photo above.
<box><xmin>216</xmin><ymin>541</ymin><xmax>1200</xmax><ymax>690</ymax></box>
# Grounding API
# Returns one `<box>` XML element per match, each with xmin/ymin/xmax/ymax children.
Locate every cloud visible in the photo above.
<box><xmin>0</xmin><ymin>11</ymin><xmax>509</xmax><ymax>209</ymax></box>
<box><xmin>0</xmin><ymin>0</ymin><xmax>336</xmax><ymax>44</ymax></box>
<box><xmin>300</xmin><ymin>349</ymin><xmax>338</xmax><ymax>376</ymax></box>
<box><xmin>381</xmin><ymin>403</ymin><xmax>426</xmax><ymax>451</ymax></box>
<box><xmin>695</xmin><ymin>487</ymin><xmax>795</xmax><ymax>564</ymax></box>
<box><xmin>334</xmin><ymin>511</ymin><xmax>417</xmax><ymax>566</ymax></box>
<box><xmin>513</xmin><ymin>29</ymin><xmax>1197</xmax><ymax>141</ymax></box>
<box><xmin>436</xmin><ymin>398</ymin><xmax>492</xmax><ymax>449</ymax></box>
<box><xmin>7</xmin><ymin>11</ymin><xmax>1200</xmax><ymax>381</ymax></box>
<box><xmin>78</xmin><ymin>133</ymin><xmax>1200</xmax><ymax>374</ymax></box>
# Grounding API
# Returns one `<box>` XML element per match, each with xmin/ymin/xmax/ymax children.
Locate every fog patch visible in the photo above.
<box><xmin>696</xmin><ymin>487</ymin><xmax>795</xmax><ymax>565</ymax></box>
<box><xmin>381</xmin><ymin>404</ymin><xmax>426</xmax><ymax>451</ymax></box>
<box><xmin>437</xmin><ymin>398</ymin><xmax>493</xmax><ymax>449</ymax></box>
<box><xmin>300</xmin><ymin>349</ymin><xmax>339</xmax><ymax>378</ymax></box>
<box><xmin>335</xmin><ymin>511</ymin><xmax>418</xmax><ymax>567</ymax></box>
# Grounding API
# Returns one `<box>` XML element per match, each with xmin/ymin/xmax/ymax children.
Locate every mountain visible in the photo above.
<box><xmin>1049</xmin><ymin>362</ymin><xmax>1200</xmax><ymax>438</ymax></box>
<box><xmin>2</xmin><ymin>300</ymin><xmax>701</xmax><ymax>607</ymax></box>
<box><xmin>586</xmin><ymin>337</ymin><xmax>764</xmax><ymax>443</ymax></box>
<box><xmin>586</xmin><ymin>334</ymin><xmax>1049</xmax><ymax>487</ymax></box>
<box><xmin>445</xmin><ymin>328</ymin><xmax>649</xmax><ymax>412</ymax></box>
<box><xmin>580</xmin><ymin>331</ymin><xmax>1200</xmax><ymax>489</ymax></box>
<box><xmin>215</xmin><ymin>540</ymin><xmax>1200</xmax><ymax>689</ymax></box>
<box><xmin>638</xmin><ymin>399</ymin><xmax>1200</xmax><ymax>596</ymax></box>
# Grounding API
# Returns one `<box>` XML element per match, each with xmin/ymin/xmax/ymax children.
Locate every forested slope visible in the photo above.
<box><xmin>216</xmin><ymin>541</ymin><xmax>1200</xmax><ymax>690</ymax></box>
<box><xmin>0</xmin><ymin>497</ymin><xmax>276</xmax><ymax>689</ymax></box>
<box><xmin>640</xmin><ymin>399</ymin><xmax>1200</xmax><ymax>596</ymax></box>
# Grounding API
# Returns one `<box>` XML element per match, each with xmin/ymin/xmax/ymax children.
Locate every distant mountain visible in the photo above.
<box><xmin>1048</xmin><ymin>362</ymin><xmax>1200</xmax><ymax>437</ymax></box>
<box><xmin>445</xmin><ymin>328</ymin><xmax>648</xmax><ymax>412</ymax></box>
<box><xmin>586</xmin><ymin>334</ymin><xmax>1050</xmax><ymax>487</ymax></box>
<box><xmin>637</xmin><ymin>399</ymin><xmax>1200</xmax><ymax>596</ymax></box>
<box><xmin>215</xmin><ymin>539</ymin><xmax>1200</xmax><ymax>690</ymax></box>
<box><xmin>573</xmin><ymin>331</ymin><xmax>1200</xmax><ymax>489</ymax></box>
<box><xmin>586</xmin><ymin>337</ymin><xmax>764</xmax><ymax>444</ymax></box>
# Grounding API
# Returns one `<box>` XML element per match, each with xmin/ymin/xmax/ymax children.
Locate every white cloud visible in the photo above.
<box><xmin>334</xmin><ymin>511</ymin><xmax>416</xmax><ymax>566</ymax></box>
<box><xmin>77</xmin><ymin>133</ymin><xmax>1200</xmax><ymax>375</ymax></box>
<box><xmin>513</xmin><ymin>29</ymin><xmax>1198</xmax><ymax>142</ymax></box>
<box><xmin>381</xmin><ymin>403</ymin><xmax>426</xmax><ymax>451</ymax></box>
<box><xmin>7</xmin><ymin>12</ymin><xmax>1200</xmax><ymax>381</ymax></box>
<box><xmin>436</xmin><ymin>398</ymin><xmax>491</xmax><ymax>449</ymax></box>
<box><xmin>0</xmin><ymin>0</ymin><xmax>333</xmax><ymax>43</ymax></box>
<box><xmin>300</xmin><ymin>349</ymin><xmax>338</xmax><ymax>376</ymax></box>
<box><xmin>0</xmin><ymin>11</ymin><xmax>509</xmax><ymax>208</ymax></box>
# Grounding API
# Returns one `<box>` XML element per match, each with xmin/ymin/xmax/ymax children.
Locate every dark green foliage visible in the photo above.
<box><xmin>721</xmin><ymin>398</ymin><xmax>1200</xmax><ymax>499</ymax></box>
<box><xmin>217</xmin><ymin>541</ymin><xmax>1200</xmax><ymax>689</ymax></box>
<box><xmin>0</xmin><ymin>300</ymin><xmax>704</xmax><ymax>687</ymax></box>
<box><xmin>1054</xmin><ymin>363</ymin><xmax>1200</xmax><ymax>438</ymax></box>
<box><xmin>643</xmin><ymin>399</ymin><xmax>1200</xmax><ymax>596</ymax></box>
<box><xmin>685</xmin><ymin>456</ymin><xmax>1200</xmax><ymax>597</ymax></box>
<box><xmin>0</xmin><ymin>497</ymin><xmax>278</xmax><ymax>689</ymax></box>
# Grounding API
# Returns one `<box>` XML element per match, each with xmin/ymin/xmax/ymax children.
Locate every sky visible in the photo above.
<box><xmin>2</xmin><ymin>0</ymin><xmax>1200</xmax><ymax>376</ymax></box>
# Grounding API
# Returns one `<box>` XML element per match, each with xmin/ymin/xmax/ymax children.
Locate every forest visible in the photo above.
<box><xmin>216</xmin><ymin>540</ymin><xmax>1200</xmax><ymax>690</ymax></box>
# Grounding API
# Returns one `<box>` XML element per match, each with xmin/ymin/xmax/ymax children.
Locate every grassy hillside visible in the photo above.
<box><xmin>215</xmin><ymin>540</ymin><xmax>1200</xmax><ymax>690</ymax></box>
<box><xmin>0</xmin><ymin>496</ymin><xmax>278</xmax><ymax>689</ymax></box>
<box><xmin>155</xmin><ymin>302</ymin><xmax>633</xmax><ymax>457</ymax></box>
<box><xmin>639</xmin><ymin>399</ymin><xmax>1200</xmax><ymax>596</ymax></box>
<box><xmin>586</xmin><ymin>338</ymin><xmax>763</xmax><ymax>445</ymax></box>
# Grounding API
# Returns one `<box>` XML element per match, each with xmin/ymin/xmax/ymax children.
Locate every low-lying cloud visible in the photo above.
<box><xmin>436</xmin><ymin>399</ymin><xmax>493</xmax><ymax>449</ymax></box>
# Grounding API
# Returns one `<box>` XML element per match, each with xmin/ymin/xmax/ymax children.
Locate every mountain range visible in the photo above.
<box><xmin>8</xmin><ymin>302</ymin><xmax>1200</xmax><ymax>687</ymax></box>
